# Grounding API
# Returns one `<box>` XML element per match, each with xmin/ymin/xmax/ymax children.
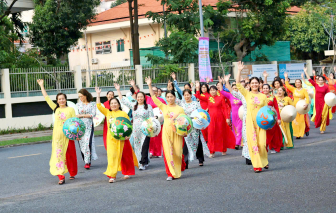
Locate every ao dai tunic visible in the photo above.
<box><xmin>194</xmin><ymin>92</ymin><xmax>209</xmax><ymax>141</ymax></box>
<box><xmin>76</xmin><ymin>101</ymin><xmax>98</xmax><ymax>164</ymax></box>
<box><xmin>231</xmin><ymin>91</ymin><xmax>250</xmax><ymax>160</ymax></box>
<box><xmin>309</xmin><ymin>79</ymin><xmax>330</xmax><ymax>130</ymax></box>
<box><xmin>221</xmin><ymin>90</ymin><xmax>243</xmax><ymax>146</ymax></box>
<box><xmin>121</xmin><ymin>97</ymin><xmax>154</xmax><ymax>163</ymax></box>
<box><xmin>45</xmin><ymin>96</ymin><xmax>76</xmax><ymax>176</ymax></box>
<box><xmin>276</xmin><ymin>96</ymin><xmax>294</xmax><ymax>148</ymax></box>
<box><xmin>152</xmin><ymin>96</ymin><xmax>185</xmax><ymax>179</ymax></box>
<box><xmin>97</xmin><ymin>105</ymin><xmax>138</xmax><ymax>178</ymax></box>
<box><xmin>237</xmin><ymin>84</ymin><xmax>268</xmax><ymax>168</ymax></box>
<box><xmin>285</xmin><ymin>81</ymin><xmax>310</xmax><ymax>137</ymax></box>
<box><xmin>196</xmin><ymin>91</ymin><xmax>236</xmax><ymax>154</ymax></box>
<box><xmin>265</xmin><ymin>95</ymin><xmax>283</xmax><ymax>152</ymax></box>
<box><xmin>176</xmin><ymin>100</ymin><xmax>210</xmax><ymax>161</ymax></box>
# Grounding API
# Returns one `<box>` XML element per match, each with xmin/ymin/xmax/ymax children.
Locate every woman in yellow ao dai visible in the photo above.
<box><xmin>275</xmin><ymin>87</ymin><xmax>294</xmax><ymax>148</ymax></box>
<box><xmin>236</xmin><ymin>62</ymin><xmax>268</xmax><ymax>172</ymax></box>
<box><xmin>285</xmin><ymin>76</ymin><xmax>309</xmax><ymax>138</ymax></box>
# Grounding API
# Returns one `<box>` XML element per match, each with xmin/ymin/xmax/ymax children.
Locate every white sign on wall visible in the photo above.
<box><xmin>250</xmin><ymin>64</ymin><xmax>278</xmax><ymax>80</ymax></box>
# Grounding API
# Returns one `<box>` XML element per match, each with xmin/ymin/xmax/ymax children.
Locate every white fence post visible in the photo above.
<box><xmin>74</xmin><ymin>65</ymin><xmax>82</xmax><ymax>91</ymax></box>
<box><xmin>232</xmin><ymin>62</ymin><xmax>238</xmax><ymax>80</ymax></box>
<box><xmin>135</xmin><ymin>65</ymin><xmax>144</xmax><ymax>90</ymax></box>
<box><xmin>1</xmin><ymin>69</ymin><xmax>12</xmax><ymax>119</ymax></box>
<box><xmin>86</xmin><ymin>69</ymin><xmax>91</xmax><ymax>88</ymax></box>
<box><xmin>188</xmin><ymin>63</ymin><xmax>195</xmax><ymax>82</ymax></box>
<box><xmin>306</xmin><ymin>59</ymin><xmax>313</xmax><ymax>76</ymax></box>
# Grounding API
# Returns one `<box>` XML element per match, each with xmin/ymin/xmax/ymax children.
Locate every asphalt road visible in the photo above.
<box><xmin>0</xmin><ymin>120</ymin><xmax>336</xmax><ymax>213</ymax></box>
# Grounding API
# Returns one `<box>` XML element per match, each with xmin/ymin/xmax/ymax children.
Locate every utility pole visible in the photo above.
<box><xmin>163</xmin><ymin>4</ymin><xmax>168</xmax><ymax>59</ymax></box>
<box><xmin>84</xmin><ymin>30</ymin><xmax>92</xmax><ymax>86</ymax></box>
<box><xmin>198</xmin><ymin>0</ymin><xmax>204</xmax><ymax>37</ymax></box>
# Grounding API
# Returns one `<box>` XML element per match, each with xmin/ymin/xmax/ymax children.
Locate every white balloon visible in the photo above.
<box><xmin>324</xmin><ymin>92</ymin><xmax>336</xmax><ymax>107</ymax></box>
<box><xmin>280</xmin><ymin>105</ymin><xmax>297</xmax><ymax>123</ymax></box>
<box><xmin>238</xmin><ymin>106</ymin><xmax>244</xmax><ymax>121</ymax></box>
<box><xmin>296</xmin><ymin>100</ymin><xmax>310</xmax><ymax>114</ymax></box>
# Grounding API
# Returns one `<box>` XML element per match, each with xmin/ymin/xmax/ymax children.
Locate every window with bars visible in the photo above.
<box><xmin>95</xmin><ymin>41</ymin><xmax>112</xmax><ymax>54</ymax></box>
<box><xmin>117</xmin><ymin>39</ymin><xmax>125</xmax><ymax>52</ymax></box>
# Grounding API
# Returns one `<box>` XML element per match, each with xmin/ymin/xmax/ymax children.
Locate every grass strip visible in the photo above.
<box><xmin>0</xmin><ymin>130</ymin><xmax>104</xmax><ymax>147</ymax></box>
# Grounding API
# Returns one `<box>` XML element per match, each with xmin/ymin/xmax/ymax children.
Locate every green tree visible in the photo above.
<box><xmin>111</xmin><ymin>0</ymin><xmax>127</xmax><ymax>8</ymax></box>
<box><xmin>29</xmin><ymin>0</ymin><xmax>100</xmax><ymax>64</ymax></box>
<box><xmin>286</xmin><ymin>3</ymin><xmax>329</xmax><ymax>62</ymax></box>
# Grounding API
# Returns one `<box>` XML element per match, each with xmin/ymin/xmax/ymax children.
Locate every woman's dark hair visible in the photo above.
<box><xmin>200</xmin><ymin>83</ymin><xmax>209</xmax><ymax>95</ymax></box>
<box><xmin>109</xmin><ymin>98</ymin><xmax>122</xmax><ymax>111</ymax></box>
<box><xmin>317</xmin><ymin>75</ymin><xmax>326</xmax><ymax>81</ymax></box>
<box><xmin>184</xmin><ymin>83</ymin><xmax>192</xmax><ymax>89</ymax></box>
<box><xmin>262</xmin><ymin>84</ymin><xmax>271</xmax><ymax>90</ymax></box>
<box><xmin>165</xmin><ymin>90</ymin><xmax>176</xmax><ymax>98</ymax></box>
<box><xmin>231</xmin><ymin>83</ymin><xmax>236</xmax><ymax>87</ymax></box>
<box><xmin>249</xmin><ymin>77</ymin><xmax>260</xmax><ymax>84</ymax></box>
<box><xmin>216</xmin><ymin>82</ymin><xmax>222</xmax><ymax>86</ymax></box>
<box><xmin>272</xmin><ymin>79</ymin><xmax>283</xmax><ymax>88</ymax></box>
<box><xmin>134</xmin><ymin>92</ymin><xmax>148</xmax><ymax>111</ymax></box>
<box><xmin>167</xmin><ymin>82</ymin><xmax>182</xmax><ymax>99</ymax></box>
<box><xmin>183</xmin><ymin>89</ymin><xmax>192</xmax><ymax>95</ymax></box>
<box><xmin>130</xmin><ymin>85</ymin><xmax>139</xmax><ymax>94</ymax></box>
<box><xmin>330</xmin><ymin>72</ymin><xmax>335</xmax><ymax>79</ymax></box>
<box><xmin>209</xmin><ymin>85</ymin><xmax>218</xmax><ymax>91</ymax></box>
<box><xmin>78</xmin><ymin>89</ymin><xmax>93</xmax><ymax>102</ymax></box>
<box><xmin>54</xmin><ymin>93</ymin><xmax>68</xmax><ymax>113</ymax></box>
<box><xmin>158</xmin><ymin>88</ymin><xmax>163</xmax><ymax>93</ymax></box>
<box><xmin>278</xmin><ymin>86</ymin><xmax>288</xmax><ymax>97</ymax></box>
<box><xmin>107</xmin><ymin>91</ymin><xmax>114</xmax><ymax>96</ymax></box>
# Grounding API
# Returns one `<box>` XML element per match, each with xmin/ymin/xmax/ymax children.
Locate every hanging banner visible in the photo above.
<box><xmin>250</xmin><ymin>64</ymin><xmax>278</xmax><ymax>80</ymax></box>
<box><xmin>198</xmin><ymin>37</ymin><xmax>213</xmax><ymax>82</ymax></box>
<box><xmin>279</xmin><ymin>63</ymin><xmax>305</xmax><ymax>80</ymax></box>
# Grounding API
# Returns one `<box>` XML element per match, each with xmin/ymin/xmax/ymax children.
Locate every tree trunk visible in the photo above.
<box><xmin>128</xmin><ymin>0</ymin><xmax>135</xmax><ymax>66</ymax></box>
<box><xmin>133</xmin><ymin>0</ymin><xmax>140</xmax><ymax>65</ymax></box>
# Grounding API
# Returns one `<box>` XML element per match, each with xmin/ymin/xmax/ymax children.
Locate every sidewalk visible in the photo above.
<box><xmin>0</xmin><ymin>125</ymin><xmax>104</xmax><ymax>142</ymax></box>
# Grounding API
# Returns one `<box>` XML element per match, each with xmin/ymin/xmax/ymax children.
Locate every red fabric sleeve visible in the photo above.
<box><xmin>273</xmin><ymin>97</ymin><xmax>281</xmax><ymax>120</ymax></box>
<box><xmin>196</xmin><ymin>91</ymin><xmax>209</xmax><ymax>101</ymax></box>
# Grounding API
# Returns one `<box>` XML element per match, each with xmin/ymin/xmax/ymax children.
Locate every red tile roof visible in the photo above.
<box><xmin>90</xmin><ymin>0</ymin><xmax>301</xmax><ymax>26</ymax></box>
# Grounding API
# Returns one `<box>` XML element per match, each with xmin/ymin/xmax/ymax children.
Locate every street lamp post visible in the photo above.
<box><xmin>199</xmin><ymin>0</ymin><xmax>204</xmax><ymax>37</ymax></box>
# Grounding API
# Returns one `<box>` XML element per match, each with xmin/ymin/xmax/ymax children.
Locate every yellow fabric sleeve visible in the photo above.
<box><xmin>285</xmin><ymin>81</ymin><xmax>295</xmax><ymax>92</ymax></box>
<box><xmin>236</xmin><ymin>83</ymin><xmax>248</xmax><ymax>97</ymax></box>
<box><xmin>45</xmin><ymin>96</ymin><xmax>57</xmax><ymax>111</ymax></box>
<box><xmin>97</xmin><ymin>102</ymin><xmax>109</xmax><ymax>116</ymax></box>
<box><xmin>303</xmin><ymin>89</ymin><xmax>310</xmax><ymax>104</ymax></box>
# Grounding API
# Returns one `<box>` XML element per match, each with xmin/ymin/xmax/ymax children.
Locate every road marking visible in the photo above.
<box><xmin>8</xmin><ymin>153</ymin><xmax>42</xmax><ymax>159</ymax></box>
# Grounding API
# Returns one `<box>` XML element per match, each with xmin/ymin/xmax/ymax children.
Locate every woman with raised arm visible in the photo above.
<box><xmin>261</xmin><ymin>83</ymin><xmax>282</xmax><ymax>153</ymax></box>
<box><xmin>194</xmin><ymin>83</ymin><xmax>210</xmax><ymax>141</ymax></box>
<box><xmin>304</xmin><ymin>68</ymin><xmax>330</xmax><ymax>134</ymax></box>
<box><xmin>175</xmin><ymin>89</ymin><xmax>210</xmax><ymax>168</ymax></box>
<box><xmin>284</xmin><ymin>72</ymin><xmax>310</xmax><ymax>138</ymax></box>
<box><xmin>322</xmin><ymin>66</ymin><xmax>336</xmax><ymax>113</ymax></box>
<box><xmin>171</xmin><ymin>72</ymin><xmax>197</xmax><ymax>101</ymax></box>
<box><xmin>95</xmin><ymin>87</ymin><xmax>138</xmax><ymax>183</ymax></box>
<box><xmin>221</xmin><ymin>75</ymin><xmax>243</xmax><ymax>150</ymax></box>
<box><xmin>116</xmin><ymin>83</ymin><xmax>154</xmax><ymax>170</ymax></box>
<box><xmin>145</xmin><ymin>76</ymin><xmax>186</xmax><ymax>181</ymax></box>
<box><xmin>195</xmin><ymin>81</ymin><xmax>236</xmax><ymax>158</ymax></box>
<box><xmin>76</xmin><ymin>89</ymin><xmax>98</xmax><ymax>170</ymax></box>
<box><xmin>235</xmin><ymin>61</ymin><xmax>269</xmax><ymax>173</ymax></box>
<box><xmin>37</xmin><ymin>79</ymin><xmax>78</xmax><ymax>185</ymax></box>
<box><xmin>275</xmin><ymin>86</ymin><xmax>294</xmax><ymax>148</ymax></box>
<box><xmin>224</xmin><ymin>77</ymin><xmax>251</xmax><ymax>165</ymax></box>
<box><xmin>103</xmin><ymin>91</ymin><xmax>115</xmax><ymax>150</ymax></box>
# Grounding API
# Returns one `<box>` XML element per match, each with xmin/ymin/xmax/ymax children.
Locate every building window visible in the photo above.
<box><xmin>117</xmin><ymin>39</ymin><xmax>124</xmax><ymax>52</ymax></box>
<box><xmin>95</xmin><ymin>41</ymin><xmax>111</xmax><ymax>54</ymax></box>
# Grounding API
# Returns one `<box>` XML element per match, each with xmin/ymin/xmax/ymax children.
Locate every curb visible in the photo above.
<box><xmin>0</xmin><ymin>134</ymin><xmax>103</xmax><ymax>149</ymax></box>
